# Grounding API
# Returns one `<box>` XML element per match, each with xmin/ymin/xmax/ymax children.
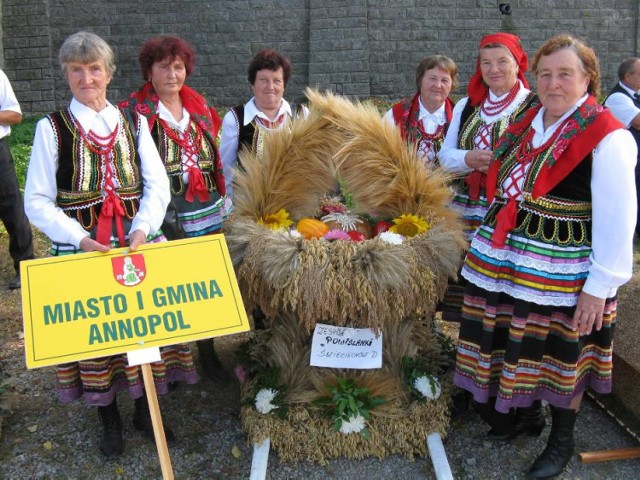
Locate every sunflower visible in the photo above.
<box><xmin>258</xmin><ymin>208</ymin><xmax>294</xmax><ymax>230</ymax></box>
<box><xmin>389</xmin><ymin>214</ymin><xmax>430</xmax><ymax>238</ymax></box>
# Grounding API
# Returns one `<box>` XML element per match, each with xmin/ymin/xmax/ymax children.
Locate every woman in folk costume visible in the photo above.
<box><xmin>219</xmin><ymin>48</ymin><xmax>308</xmax><ymax>199</ymax></box>
<box><xmin>120</xmin><ymin>35</ymin><xmax>231</xmax><ymax>383</ymax></box>
<box><xmin>454</xmin><ymin>34</ymin><xmax>636</xmax><ymax>479</ymax></box>
<box><xmin>24</xmin><ymin>32</ymin><xmax>197</xmax><ymax>458</ymax></box>
<box><xmin>383</xmin><ymin>55</ymin><xmax>457</xmax><ymax>165</ymax></box>
<box><xmin>438</xmin><ymin>33</ymin><xmax>538</xmax><ymax>322</ymax></box>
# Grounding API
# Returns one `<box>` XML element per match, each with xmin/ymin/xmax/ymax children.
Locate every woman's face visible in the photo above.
<box><xmin>479</xmin><ymin>46</ymin><xmax>519</xmax><ymax>96</ymax></box>
<box><xmin>66</xmin><ymin>60</ymin><xmax>111</xmax><ymax>111</ymax></box>
<box><xmin>251</xmin><ymin>67</ymin><xmax>285</xmax><ymax>113</ymax></box>
<box><xmin>536</xmin><ymin>48</ymin><xmax>590</xmax><ymax>124</ymax></box>
<box><xmin>419</xmin><ymin>67</ymin><xmax>453</xmax><ymax>111</ymax></box>
<box><xmin>150</xmin><ymin>57</ymin><xmax>187</xmax><ymax>99</ymax></box>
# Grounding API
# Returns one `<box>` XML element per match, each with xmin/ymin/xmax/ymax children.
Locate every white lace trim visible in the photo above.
<box><xmin>461</xmin><ymin>268</ymin><xmax>579</xmax><ymax>307</ymax></box>
<box><xmin>470</xmin><ymin>232</ymin><xmax>591</xmax><ymax>274</ymax></box>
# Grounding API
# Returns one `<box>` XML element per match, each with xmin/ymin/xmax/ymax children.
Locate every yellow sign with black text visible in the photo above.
<box><xmin>21</xmin><ymin>235</ymin><xmax>250</xmax><ymax>368</ymax></box>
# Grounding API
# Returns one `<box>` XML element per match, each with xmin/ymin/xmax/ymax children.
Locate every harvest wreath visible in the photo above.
<box><xmin>224</xmin><ymin>89</ymin><xmax>466</xmax><ymax>463</ymax></box>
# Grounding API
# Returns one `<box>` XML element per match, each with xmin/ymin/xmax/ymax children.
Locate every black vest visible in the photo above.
<box><xmin>604</xmin><ymin>83</ymin><xmax>640</xmax><ymax>162</ymax></box>
<box><xmin>230</xmin><ymin>102</ymin><xmax>304</xmax><ymax>168</ymax></box>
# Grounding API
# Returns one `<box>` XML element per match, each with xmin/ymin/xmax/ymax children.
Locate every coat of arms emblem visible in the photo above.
<box><xmin>112</xmin><ymin>254</ymin><xmax>146</xmax><ymax>286</ymax></box>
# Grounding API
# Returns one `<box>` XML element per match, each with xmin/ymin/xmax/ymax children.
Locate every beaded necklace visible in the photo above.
<box><xmin>481</xmin><ymin>81</ymin><xmax>521</xmax><ymax>116</ymax></box>
<box><xmin>159</xmin><ymin>119</ymin><xmax>203</xmax><ymax>161</ymax></box>
<box><xmin>71</xmin><ymin>114</ymin><xmax>120</xmax><ymax>156</ymax></box>
<box><xmin>516</xmin><ymin>117</ymin><xmax>569</xmax><ymax>166</ymax></box>
<box><xmin>417</xmin><ymin>122</ymin><xmax>445</xmax><ymax>157</ymax></box>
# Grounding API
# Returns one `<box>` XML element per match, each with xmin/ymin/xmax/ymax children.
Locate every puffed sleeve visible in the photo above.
<box><xmin>24</xmin><ymin>117</ymin><xmax>92</xmax><ymax>247</ymax></box>
<box><xmin>438</xmin><ymin>96</ymin><xmax>473</xmax><ymax>173</ymax></box>
<box><xmin>219</xmin><ymin>109</ymin><xmax>240</xmax><ymax>199</ymax></box>
<box><xmin>583</xmin><ymin>128</ymin><xmax>638</xmax><ymax>298</ymax></box>
<box><xmin>130</xmin><ymin>116</ymin><xmax>170</xmax><ymax>236</ymax></box>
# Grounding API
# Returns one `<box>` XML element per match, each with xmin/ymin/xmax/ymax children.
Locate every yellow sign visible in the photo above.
<box><xmin>21</xmin><ymin>235</ymin><xmax>250</xmax><ymax>368</ymax></box>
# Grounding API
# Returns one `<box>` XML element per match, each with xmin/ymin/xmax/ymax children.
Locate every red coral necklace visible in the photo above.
<box><xmin>160</xmin><ymin>119</ymin><xmax>203</xmax><ymax>159</ymax></box>
<box><xmin>481</xmin><ymin>81</ymin><xmax>521</xmax><ymax>116</ymax></box>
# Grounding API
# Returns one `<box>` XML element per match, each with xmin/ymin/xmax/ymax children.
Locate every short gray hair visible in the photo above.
<box><xmin>59</xmin><ymin>31</ymin><xmax>116</xmax><ymax>76</ymax></box>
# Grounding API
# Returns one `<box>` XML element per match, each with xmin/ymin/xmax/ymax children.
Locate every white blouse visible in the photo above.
<box><xmin>25</xmin><ymin>98</ymin><xmax>169</xmax><ymax>248</ymax></box>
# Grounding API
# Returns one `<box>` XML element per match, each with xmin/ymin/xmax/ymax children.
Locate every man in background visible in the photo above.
<box><xmin>0</xmin><ymin>68</ymin><xmax>33</xmax><ymax>289</ymax></box>
<box><xmin>604</xmin><ymin>57</ymin><xmax>640</xmax><ymax>236</ymax></box>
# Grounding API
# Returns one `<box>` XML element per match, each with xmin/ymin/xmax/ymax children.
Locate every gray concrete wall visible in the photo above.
<box><xmin>1</xmin><ymin>0</ymin><xmax>639</xmax><ymax>113</ymax></box>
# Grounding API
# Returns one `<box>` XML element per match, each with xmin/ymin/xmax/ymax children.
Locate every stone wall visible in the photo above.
<box><xmin>1</xmin><ymin>0</ymin><xmax>639</xmax><ymax>113</ymax></box>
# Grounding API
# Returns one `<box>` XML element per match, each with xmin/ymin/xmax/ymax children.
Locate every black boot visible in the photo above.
<box><xmin>97</xmin><ymin>399</ymin><xmax>123</xmax><ymax>459</ymax></box>
<box><xmin>528</xmin><ymin>406</ymin><xmax>577</xmax><ymax>479</ymax></box>
<box><xmin>133</xmin><ymin>396</ymin><xmax>175</xmax><ymax>445</ymax></box>
<box><xmin>197</xmin><ymin>339</ymin><xmax>230</xmax><ymax>383</ymax></box>
<box><xmin>472</xmin><ymin>397</ymin><xmax>497</xmax><ymax>427</ymax></box>
<box><xmin>488</xmin><ymin>400</ymin><xmax>546</xmax><ymax>441</ymax></box>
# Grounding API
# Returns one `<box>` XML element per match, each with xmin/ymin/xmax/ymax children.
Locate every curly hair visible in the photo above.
<box><xmin>138</xmin><ymin>35</ymin><xmax>195</xmax><ymax>80</ymax></box>
<box><xmin>532</xmin><ymin>34</ymin><xmax>600</xmax><ymax>99</ymax></box>
<box><xmin>247</xmin><ymin>49</ymin><xmax>292</xmax><ymax>86</ymax></box>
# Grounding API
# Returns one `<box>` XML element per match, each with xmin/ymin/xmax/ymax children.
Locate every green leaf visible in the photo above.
<box><xmin>360</xmin><ymin>427</ymin><xmax>370</xmax><ymax>440</ymax></box>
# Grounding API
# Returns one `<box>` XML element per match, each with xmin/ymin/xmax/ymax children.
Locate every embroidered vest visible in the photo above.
<box><xmin>391</xmin><ymin>95</ymin><xmax>454</xmax><ymax>160</ymax></box>
<box><xmin>150</xmin><ymin>119</ymin><xmax>219</xmax><ymax>197</ymax></box>
<box><xmin>457</xmin><ymin>92</ymin><xmax>538</xmax><ymax>150</ymax></box>
<box><xmin>486</xmin><ymin>128</ymin><xmax>593</xmax><ymax>247</ymax></box>
<box><xmin>49</xmin><ymin>108</ymin><xmax>142</xmax><ymax>231</ymax></box>
<box><xmin>231</xmin><ymin>102</ymin><xmax>304</xmax><ymax>169</ymax></box>
<box><xmin>604</xmin><ymin>83</ymin><xmax>640</xmax><ymax>162</ymax></box>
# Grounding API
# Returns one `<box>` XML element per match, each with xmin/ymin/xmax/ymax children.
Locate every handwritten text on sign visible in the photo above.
<box><xmin>310</xmin><ymin>323</ymin><xmax>382</xmax><ymax>369</ymax></box>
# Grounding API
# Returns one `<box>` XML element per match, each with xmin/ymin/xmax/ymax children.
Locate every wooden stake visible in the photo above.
<box><xmin>579</xmin><ymin>447</ymin><xmax>640</xmax><ymax>464</ymax></box>
<box><xmin>141</xmin><ymin>363</ymin><xmax>174</xmax><ymax>480</ymax></box>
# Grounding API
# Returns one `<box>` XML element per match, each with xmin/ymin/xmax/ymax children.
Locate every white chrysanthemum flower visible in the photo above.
<box><xmin>288</xmin><ymin>229</ymin><xmax>302</xmax><ymax>239</ymax></box>
<box><xmin>255</xmin><ymin>388</ymin><xmax>278</xmax><ymax>414</ymax></box>
<box><xmin>379</xmin><ymin>231</ymin><xmax>404</xmax><ymax>245</ymax></box>
<box><xmin>321</xmin><ymin>212</ymin><xmax>362</xmax><ymax>231</ymax></box>
<box><xmin>414</xmin><ymin>375</ymin><xmax>441</xmax><ymax>400</ymax></box>
<box><xmin>339</xmin><ymin>414</ymin><xmax>366</xmax><ymax>434</ymax></box>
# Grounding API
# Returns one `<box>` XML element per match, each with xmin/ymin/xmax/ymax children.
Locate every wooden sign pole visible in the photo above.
<box><xmin>579</xmin><ymin>447</ymin><xmax>640</xmax><ymax>463</ymax></box>
<box><xmin>141</xmin><ymin>363</ymin><xmax>174</xmax><ymax>480</ymax></box>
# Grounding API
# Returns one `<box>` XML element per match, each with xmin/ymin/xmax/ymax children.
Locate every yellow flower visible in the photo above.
<box><xmin>258</xmin><ymin>208</ymin><xmax>294</xmax><ymax>230</ymax></box>
<box><xmin>389</xmin><ymin>214</ymin><xmax>430</xmax><ymax>238</ymax></box>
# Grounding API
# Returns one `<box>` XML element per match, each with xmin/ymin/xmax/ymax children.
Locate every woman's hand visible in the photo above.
<box><xmin>572</xmin><ymin>291</ymin><xmax>606</xmax><ymax>336</ymax></box>
<box><xmin>79</xmin><ymin>236</ymin><xmax>110</xmax><ymax>253</ymax></box>
<box><xmin>464</xmin><ymin>149</ymin><xmax>493</xmax><ymax>173</ymax></box>
<box><xmin>128</xmin><ymin>229</ymin><xmax>147</xmax><ymax>251</ymax></box>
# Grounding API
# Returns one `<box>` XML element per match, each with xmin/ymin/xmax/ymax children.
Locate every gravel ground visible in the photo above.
<box><xmin>1</xmin><ymin>233</ymin><xmax>640</xmax><ymax>479</ymax></box>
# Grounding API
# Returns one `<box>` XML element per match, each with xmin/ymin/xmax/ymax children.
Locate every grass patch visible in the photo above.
<box><xmin>8</xmin><ymin>115</ymin><xmax>41</xmax><ymax>192</ymax></box>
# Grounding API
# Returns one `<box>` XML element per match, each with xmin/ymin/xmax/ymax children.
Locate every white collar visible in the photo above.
<box><xmin>70</xmin><ymin>98</ymin><xmax>119</xmax><ymax>131</ymax></box>
<box><xmin>619</xmin><ymin>81</ymin><xmax>639</xmax><ymax>97</ymax></box>
<box><xmin>418</xmin><ymin>97</ymin><xmax>446</xmax><ymax>124</ymax></box>
<box><xmin>532</xmin><ymin>94</ymin><xmax>588</xmax><ymax>137</ymax></box>
<box><xmin>243</xmin><ymin>96</ymin><xmax>292</xmax><ymax>126</ymax></box>
<box><xmin>157</xmin><ymin>100</ymin><xmax>190</xmax><ymax>131</ymax></box>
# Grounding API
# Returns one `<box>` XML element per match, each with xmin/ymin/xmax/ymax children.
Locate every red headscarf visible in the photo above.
<box><xmin>467</xmin><ymin>32</ymin><xmax>530</xmax><ymax>106</ymax></box>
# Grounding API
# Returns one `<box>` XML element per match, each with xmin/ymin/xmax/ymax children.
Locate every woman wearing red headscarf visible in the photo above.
<box><xmin>455</xmin><ymin>34</ymin><xmax>636</xmax><ymax>478</ymax></box>
<box><xmin>438</xmin><ymin>33</ymin><xmax>538</xmax><ymax>322</ymax></box>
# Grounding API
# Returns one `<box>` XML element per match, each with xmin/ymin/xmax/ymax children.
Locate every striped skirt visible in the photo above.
<box><xmin>454</xmin><ymin>283</ymin><xmax>616</xmax><ymax>413</ymax></box>
<box><xmin>51</xmin><ymin>225</ymin><xmax>199</xmax><ymax>406</ymax></box>
<box><xmin>173</xmin><ymin>192</ymin><xmax>232</xmax><ymax>237</ymax></box>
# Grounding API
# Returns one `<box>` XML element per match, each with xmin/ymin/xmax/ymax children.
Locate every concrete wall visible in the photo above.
<box><xmin>2</xmin><ymin>0</ymin><xmax>639</xmax><ymax>113</ymax></box>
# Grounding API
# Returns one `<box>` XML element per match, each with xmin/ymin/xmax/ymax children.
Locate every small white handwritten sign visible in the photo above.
<box><xmin>310</xmin><ymin>323</ymin><xmax>382</xmax><ymax>369</ymax></box>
